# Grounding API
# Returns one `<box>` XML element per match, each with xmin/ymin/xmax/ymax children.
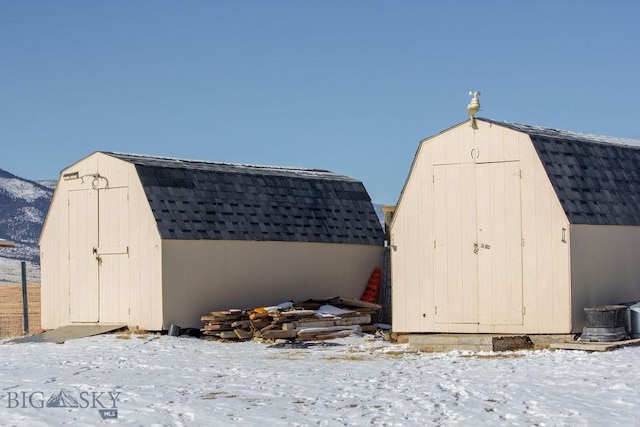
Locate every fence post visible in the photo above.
<box><xmin>21</xmin><ymin>261</ymin><xmax>29</xmax><ymax>334</ymax></box>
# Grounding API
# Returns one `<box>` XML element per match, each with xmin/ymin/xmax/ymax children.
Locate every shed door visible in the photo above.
<box><xmin>96</xmin><ymin>187</ymin><xmax>130</xmax><ymax>323</ymax></box>
<box><xmin>433</xmin><ymin>161</ymin><xmax>523</xmax><ymax>326</ymax></box>
<box><xmin>69</xmin><ymin>189</ymin><xmax>99</xmax><ymax>322</ymax></box>
<box><xmin>433</xmin><ymin>163</ymin><xmax>479</xmax><ymax>324</ymax></box>
<box><xmin>476</xmin><ymin>162</ymin><xmax>523</xmax><ymax>325</ymax></box>
<box><xmin>68</xmin><ymin>186</ymin><xmax>129</xmax><ymax>323</ymax></box>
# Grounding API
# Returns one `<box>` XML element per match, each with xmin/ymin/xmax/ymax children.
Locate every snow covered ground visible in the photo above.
<box><xmin>1</xmin><ymin>334</ymin><xmax>640</xmax><ymax>426</ymax></box>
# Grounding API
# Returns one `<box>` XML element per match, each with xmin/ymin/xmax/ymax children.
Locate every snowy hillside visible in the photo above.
<box><xmin>0</xmin><ymin>168</ymin><xmax>53</xmax><ymax>283</ymax></box>
<box><xmin>36</xmin><ymin>180</ymin><xmax>57</xmax><ymax>190</ymax></box>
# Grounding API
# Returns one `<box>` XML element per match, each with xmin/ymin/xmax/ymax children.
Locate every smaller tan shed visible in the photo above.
<box><xmin>391</xmin><ymin>118</ymin><xmax>640</xmax><ymax>334</ymax></box>
<box><xmin>40</xmin><ymin>152</ymin><xmax>384</xmax><ymax>330</ymax></box>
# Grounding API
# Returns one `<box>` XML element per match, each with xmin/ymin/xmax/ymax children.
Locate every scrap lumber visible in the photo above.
<box><xmin>200</xmin><ymin>298</ymin><xmax>380</xmax><ymax>342</ymax></box>
<box><xmin>234</xmin><ymin>328</ymin><xmax>253</xmax><ymax>340</ymax></box>
<box><xmin>312</xmin><ymin>330</ymin><xmax>362</xmax><ymax>341</ymax></box>
<box><xmin>201</xmin><ymin>310</ymin><xmax>250</xmax><ymax>338</ymax></box>
<box><xmin>297</xmin><ymin>326</ymin><xmax>362</xmax><ymax>341</ymax></box>
<box><xmin>219</xmin><ymin>331</ymin><xmax>241</xmax><ymax>340</ymax></box>
<box><xmin>282</xmin><ymin>320</ymin><xmax>338</xmax><ymax>330</ymax></box>
<box><xmin>250</xmin><ymin>318</ymin><xmax>271</xmax><ymax>330</ymax></box>
<box><xmin>231</xmin><ymin>320</ymin><xmax>252</xmax><ymax>329</ymax></box>
<box><xmin>281</xmin><ymin>314</ymin><xmax>371</xmax><ymax>330</ymax></box>
<box><xmin>260</xmin><ymin>329</ymin><xmax>299</xmax><ymax>340</ymax></box>
<box><xmin>201</xmin><ymin>323</ymin><xmax>234</xmax><ymax>331</ymax></box>
<box><xmin>334</xmin><ymin>297</ymin><xmax>381</xmax><ymax>308</ymax></box>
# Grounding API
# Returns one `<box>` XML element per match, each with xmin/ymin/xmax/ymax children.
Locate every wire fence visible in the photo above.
<box><xmin>0</xmin><ymin>284</ymin><xmax>41</xmax><ymax>337</ymax></box>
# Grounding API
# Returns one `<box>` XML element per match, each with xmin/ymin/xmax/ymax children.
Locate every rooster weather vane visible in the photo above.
<box><xmin>467</xmin><ymin>91</ymin><xmax>481</xmax><ymax>129</ymax></box>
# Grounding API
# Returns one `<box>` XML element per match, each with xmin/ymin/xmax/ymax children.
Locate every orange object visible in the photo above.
<box><xmin>361</xmin><ymin>267</ymin><xmax>382</xmax><ymax>303</ymax></box>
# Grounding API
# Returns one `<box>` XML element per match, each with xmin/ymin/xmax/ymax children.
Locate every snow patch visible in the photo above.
<box><xmin>18</xmin><ymin>206</ymin><xmax>44</xmax><ymax>223</ymax></box>
<box><xmin>0</xmin><ymin>178</ymin><xmax>49</xmax><ymax>202</ymax></box>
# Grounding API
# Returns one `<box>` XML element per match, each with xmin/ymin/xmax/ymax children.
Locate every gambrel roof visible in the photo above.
<box><xmin>104</xmin><ymin>152</ymin><xmax>384</xmax><ymax>245</ymax></box>
<box><xmin>481</xmin><ymin>119</ymin><xmax>640</xmax><ymax>226</ymax></box>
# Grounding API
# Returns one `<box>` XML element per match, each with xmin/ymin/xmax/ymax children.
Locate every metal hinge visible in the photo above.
<box><xmin>521</xmin><ymin>238</ymin><xmax>525</xmax><ymax>247</ymax></box>
<box><xmin>434</xmin><ymin>306</ymin><xmax>438</xmax><ymax>315</ymax></box>
<box><xmin>433</xmin><ymin>240</ymin><xmax>436</xmax><ymax>249</ymax></box>
<box><xmin>523</xmin><ymin>306</ymin><xmax>527</xmax><ymax>315</ymax></box>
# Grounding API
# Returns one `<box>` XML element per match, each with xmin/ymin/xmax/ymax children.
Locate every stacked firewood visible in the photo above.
<box><xmin>201</xmin><ymin>297</ymin><xmax>381</xmax><ymax>342</ymax></box>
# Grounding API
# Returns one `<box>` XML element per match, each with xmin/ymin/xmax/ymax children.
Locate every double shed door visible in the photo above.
<box><xmin>68</xmin><ymin>186</ymin><xmax>129</xmax><ymax>323</ymax></box>
<box><xmin>433</xmin><ymin>161</ymin><xmax>523</xmax><ymax>326</ymax></box>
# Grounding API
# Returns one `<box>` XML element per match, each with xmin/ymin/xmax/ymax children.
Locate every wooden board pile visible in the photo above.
<box><xmin>201</xmin><ymin>297</ymin><xmax>381</xmax><ymax>342</ymax></box>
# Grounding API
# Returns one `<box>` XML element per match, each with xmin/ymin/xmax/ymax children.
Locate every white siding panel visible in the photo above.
<box><xmin>162</xmin><ymin>241</ymin><xmax>383</xmax><ymax>329</ymax></box>
<box><xmin>417</xmin><ymin>143</ymin><xmax>434</xmax><ymax>330</ymax></box>
<box><xmin>402</xmin><ymin>172</ymin><xmax>421</xmax><ymax>330</ymax></box>
<box><xmin>570</xmin><ymin>225</ymin><xmax>640</xmax><ymax>332</ymax></box>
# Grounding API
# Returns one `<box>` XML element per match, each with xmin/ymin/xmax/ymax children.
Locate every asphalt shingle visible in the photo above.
<box><xmin>481</xmin><ymin>119</ymin><xmax>640</xmax><ymax>226</ymax></box>
<box><xmin>104</xmin><ymin>152</ymin><xmax>384</xmax><ymax>245</ymax></box>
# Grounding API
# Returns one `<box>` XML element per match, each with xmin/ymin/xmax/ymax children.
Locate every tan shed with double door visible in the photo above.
<box><xmin>391</xmin><ymin>118</ymin><xmax>640</xmax><ymax>334</ymax></box>
<box><xmin>40</xmin><ymin>152</ymin><xmax>384</xmax><ymax>330</ymax></box>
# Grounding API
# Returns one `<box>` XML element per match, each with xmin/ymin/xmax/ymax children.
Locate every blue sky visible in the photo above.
<box><xmin>2</xmin><ymin>1</ymin><xmax>639</xmax><ymax>204</ymax></box>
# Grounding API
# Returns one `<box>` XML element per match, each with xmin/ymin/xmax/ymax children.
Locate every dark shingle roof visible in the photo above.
<box><xmin>480</xmin><ymin>119</ymin><xmax>640</xmax><ymax>226</ymax></box>
<box><xmin>103</xmin><ymin>152</ymin><xmax>383</xmax><ymax>245</ymax></box>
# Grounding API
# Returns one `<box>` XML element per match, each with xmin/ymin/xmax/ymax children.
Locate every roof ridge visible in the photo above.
<box><xmin>101</xmin><ymin>151</ymin><xmax>347</xmax><ymax>178</ymax></box>
<box><xmin>478</xmin><ymin>118</ymin><xmax>640</xmax><ymax>148</ymax></box>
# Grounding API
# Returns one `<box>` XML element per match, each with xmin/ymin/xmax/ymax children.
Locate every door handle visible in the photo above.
<box><xmin>474</xmin><ymin>242</ymin><xmax>491</xmax><ymax>253</ymax></box>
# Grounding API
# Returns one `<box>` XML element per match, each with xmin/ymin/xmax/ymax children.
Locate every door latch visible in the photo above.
<box><xmin>474</xmin><ymin>242</ymin><xmax>490</xmax><ymax>253</ymax></box>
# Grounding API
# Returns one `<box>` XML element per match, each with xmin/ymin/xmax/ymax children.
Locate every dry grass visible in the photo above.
<box><xmin>460</xmin><ymin>353</ymin><xmax>526</xmax><ymax>360</ymax></box>
<box><xmin>114</xmin><ymin>327</ymin><xmax>149</xmax><ymax>339</ymax></box>
<box><xmin>322</xmin><ymin>346</ymin><xmax>413</xmax><ymax>361</ymax></box>
<box><xmin>117</xmin><ymin>327</ymin><xmax>149</xmax><ymax>335</ymax></box>
<box><xmin>322</xmin><ymin>354</ymin><xmax>369</xmax><ymax>361</ymax></box>
<box><xmin>0</xmin><ymin>284</ymin><xmax>41</xmax><ymax>337</ymax></box>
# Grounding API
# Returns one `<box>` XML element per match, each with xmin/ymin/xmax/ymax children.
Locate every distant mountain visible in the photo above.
<box><xmin>0</xmin><ymin>168</ymin><xmax>53</xmax><ymax>265</ymax></box>
<box><xmin>37</xmin><ymin>180</ymin><xmax>57</xmax><ymax>190</ymax></box>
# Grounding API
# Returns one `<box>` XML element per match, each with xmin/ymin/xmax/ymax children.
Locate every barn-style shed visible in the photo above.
<box><xmin>391</xmin><ymin>118</ymin><xmax>640</xmax><ymax>334</ymax></box>
<box><xmin>40</xmin><ymin>152</ymin><xmax>384</xmax><ymax>330</ymax></box>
